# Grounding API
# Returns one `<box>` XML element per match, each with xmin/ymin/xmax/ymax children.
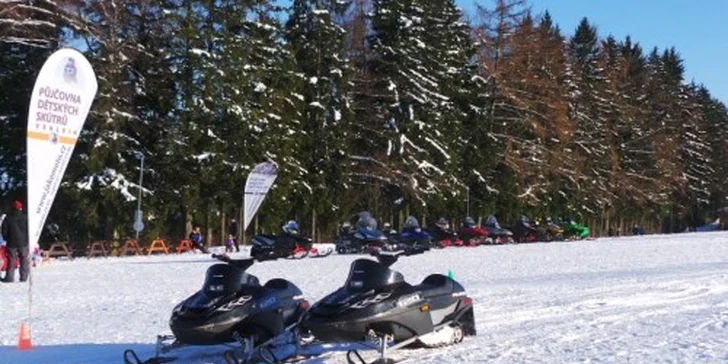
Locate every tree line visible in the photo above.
<box><xmin>1</xmin><ymin>0</ymin><xmax>726</xmax><ymax>247</ymax></box>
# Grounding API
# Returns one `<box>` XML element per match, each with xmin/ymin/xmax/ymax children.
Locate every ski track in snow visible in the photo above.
<box><xmin>1</xmin><ymin>232</ymin><xmax>728</xmax><ymax>363</ymax></box>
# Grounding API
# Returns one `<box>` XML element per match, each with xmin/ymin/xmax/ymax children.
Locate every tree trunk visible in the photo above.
<box><xmin>238</xmin><ymin>203</ymin><xmax>244</xmax><ymax>245</ymax></box>
<box><xmin>220</xmin><ymin>204</ymin><xmax>226</xmax><ymax>246</ymax></box>
<box><xmin>205</xmin><ymin>205</ymin><xmax>212</xmax><ymax>248</ymax></box>
<box><xmin>312</xmin><ymin>208</ymin><xmax>317</xmax><ymax>242</ymax></box>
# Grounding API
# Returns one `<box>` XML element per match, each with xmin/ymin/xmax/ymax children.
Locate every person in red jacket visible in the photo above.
<box><xmin>1</xmin><ymin>200</ymin><xmax>30</xmax><ymax>283</ymax></box>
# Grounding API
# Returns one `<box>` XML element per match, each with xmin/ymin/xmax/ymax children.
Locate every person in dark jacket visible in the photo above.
<box><xmin>228</xmin><ymin>219</ymin><xmax>240</xmax><ymax>252</ymax></box>
<box><xmin>188</xmin><ymin>226</ymin><xmax>209</xmax><ymax>253</ymax></box>
<box><xmin>1</xmin><ymin>200</ymin><xmax>30</xmax><ymax>283</ymax></box>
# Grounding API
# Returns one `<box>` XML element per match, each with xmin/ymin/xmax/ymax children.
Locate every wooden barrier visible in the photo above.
<box><xmin>86</xmin><ymin>241</ymin><xmax>109</xmax><ymax>258</ymax></box>
<box><xmin>176</xmin><ymin>239</ymin><xmax>194</xmax><ymax>254</ymax></box>
<box><xmin>147</xmin><ymin>239</ymin><xmax>170</xmax><ymax>255</ymax></box>
<box><xmin>43</xmin><ymin>242</ymin><xmax>74</xmax><ymax>262</ymax></box>
<box><xmin>119</xmin><ymin>239</ymin><xmax>143</xmax><ymax>256</ymax></box>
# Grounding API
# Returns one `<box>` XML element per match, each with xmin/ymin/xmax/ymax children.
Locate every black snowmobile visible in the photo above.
<box><xmin>483</xmin><ymin>215</ymin><xmax>515</xmax><ymax>244</ymax></box>
<box><xmin>300</xmin><ymin>251</ymin><xmax>476</xmax><ymax>364</ymax></box>
<box><xmin>385</xmin><ymin>217</ymin><xmax>430</xmax><ymax>255</ymax></box>
<box><xmin>250</xmin><ymin>220</ymin><xmax>332</xmax><ymax>261</ymax></box>
<box><xmin>336</xmin><ymin>212</ymin><xmax>390</xmax><ymax>255</ymax></box>
<box><xmin>335</xmin><ymin>221</ymin><xmax>363</xmax><ymax>254</ymax></box>
<box><xmin>123</xmin><ymin>254</ymin><xmax>310</xmax><ymax>364</ymax></box>
<box><xmin>512</xmin><ymin>215</ymin><xmax>547</xmax><ymax>243</ymax></box>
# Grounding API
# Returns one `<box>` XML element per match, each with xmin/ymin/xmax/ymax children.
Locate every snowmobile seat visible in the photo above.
<box><xmin>416</xmin><ymin>274</ymin><xmax>453</xmax><ymax>298</ymax></box>
<box><xmin>252</xmin><ymin>235</ymin><xmax>277</xmax><ymax>246</ymax></box>
<box><xmin>264</xmin><ymin>278</ymin><xmax>303</xmax><ymax>301</ymax></box>
<box><xmin>240</xmin><ymin>273</ymin><xmax>260</xmax><ymax>287</ymax></box>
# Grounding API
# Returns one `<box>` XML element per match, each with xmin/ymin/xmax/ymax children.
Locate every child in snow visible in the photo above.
<box><xmin>224</xmin><ymin>234</ymin><xmax>235</xmax><ymax>253</ymax></box>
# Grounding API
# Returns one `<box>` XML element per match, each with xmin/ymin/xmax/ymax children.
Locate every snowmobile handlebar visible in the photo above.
<box><xmin>370</xmin><ymin>250</ymin><xmax>405</xmax><ymax>267</ymax></box>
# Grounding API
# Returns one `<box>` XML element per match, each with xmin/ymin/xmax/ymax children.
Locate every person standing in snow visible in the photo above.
<box><xmin>1</xmin><ymin>200</ymin><xmax>30</xmax><ymax>283</ymax></box>
<box><xmin>224</xmin><ymin>234</ymin><xmax>235</xmax><ymax>253</ymax></box>
<box><xmin>228</xmin><ymin>219</ymin><xmax>240</xmax><ymax>252</ymax></box>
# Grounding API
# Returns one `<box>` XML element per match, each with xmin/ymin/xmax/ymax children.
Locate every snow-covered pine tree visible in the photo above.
<box><xmin>488</xmin><ymin>12</ymin><xmax>572</xmax><ymax>214</ymax></box>
<box><xmin>531</xmin><ymin>11</ymin><xmax>572</xmax><ymax>217</ymax></box>
<box><xmin>59</xmin><ymin>0</ymin><xmax>175</xmax><ymax>240</ymax></box>
<box><xmin>285</xmin><ymin>0</ymin><xmax>351</xmax><ymax>231</ymax></box>
<box><xmin>419</xmin><ymin>0</ymin><xmax>477</xmax><ymax>215</ymax></box>
<box><xmin>644</xmin><ymin>47</ymin><xmax>691</xmax><ymax>220</ymax></box>
<box><xmin>675</xmin><ymin>80</ymin><xmax>712</xmax><ymax>223</ymax></box>
<box><xmin>157</xmin><ymin>0</ymin><xmax>301</xmax><ymax>238</ymax></box>
<box><xmin>613</xmin><ymin>36</ymin><xmax>657</xmax><ymax>215</ymax></box>
<box><xmin>0</xmin><ymin>1</ymin><xmax>66</xmax><ymax>199</ymax></box>
<box><xmin>348</xmin><ymin>0</ymin><xmax>473</xmax><ymax>214</ymax></box>
<box><xmin>597</xmin><ymin>35</ymin><xmax>627</xmax><ymax>228</ymax></box>
<box><xmin>469</xmin><ymin>0</ymin><xmax>531</xmax><ymax>216</ymax></box>
<box><xmin>696</xmin><ymin>87</ymin><xmax>728</xmax><ymax>212</ymax></box>
<box><xmin>565</xmin><ymin>17</ymin><xmax>610</xmax><ymax>217</ymax></box>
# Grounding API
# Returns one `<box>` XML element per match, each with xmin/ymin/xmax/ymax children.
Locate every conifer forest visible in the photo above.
<box><xmin>1</xmin><ymin>0</ymin><xmax>727</xmax><ymax>246</ymax></box>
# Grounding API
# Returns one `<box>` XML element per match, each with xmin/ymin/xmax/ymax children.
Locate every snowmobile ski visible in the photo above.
<box><xmin>307</xmin><ymin>247</ymin><xmax>334</xmax><ymax>258</ymax></box>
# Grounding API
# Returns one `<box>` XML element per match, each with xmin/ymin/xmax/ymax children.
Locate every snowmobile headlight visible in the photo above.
<box><xmin>349</xmin><ymin>281</ymin><xmax>364</xmax><ymax>289</ymax></box>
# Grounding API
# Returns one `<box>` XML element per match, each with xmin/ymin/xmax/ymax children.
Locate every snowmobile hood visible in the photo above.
<box><xmin>354</xmin><ymin>227</ymin><xmax>387</xmax><ymax>241</ymax></box>
<box><xmin>399</xmin><ymin>229</ymin><xmax>431</xmax><ymax>239</ymax></box>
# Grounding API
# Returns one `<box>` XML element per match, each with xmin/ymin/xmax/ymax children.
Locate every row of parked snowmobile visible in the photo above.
<box><xmin>123</xmin><ymin>250</ymin><xmax>476</xmax><ymax>364</ymax></box>
<box><xmin>334</xmin><ymin>212</ymin><xmax>592</xmax><ymax>255</ymax></box>
<box><xmin>241</xmin><ymin>212</ymin><xmax>591</xmax><ymax>262</ymax></box>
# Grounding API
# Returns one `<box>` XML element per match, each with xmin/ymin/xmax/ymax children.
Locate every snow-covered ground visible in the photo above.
<box><xmin>1</xmin><ymin>232</ymin><xmax>728</xmax><ymax>363</ymax></box>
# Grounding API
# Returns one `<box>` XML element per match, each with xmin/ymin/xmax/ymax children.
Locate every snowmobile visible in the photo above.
<box><xmin>123</xmin><ymin>254</ymin><xmax>310</xmax><ymax>364</ymax></box>
<box><xmin>0</xmin><ymin>245</ymin><xmax>19</xmax><ymax>276</ymax></box>
<box><xmin>334</xmin><ymin>213</ymin><xmax>390</xmax><ymax>254</ymax></box>
<box><xmin>250</xmin><ymin>221</ymin><xmax>332</xmax><ymax>261</ymax></box>
<box><xmin>696</xmin><ymin>218</ymin><xmax>721</xmax><ymax>232</ymax></box>
<box><xmin>539</xmin><ymin>217</ymin><xmax>565</xmax><ymax>241</ymax></box>
<box><xmin>347</xmin><ymin>212</ymin><xmax>391</xmax><ymax>254</ymax></box>
<box><xmin>427</xmin><ymin>218</ymin><xmax>463</xmax><ymax>248</ymax></box>
<box><xmin>300</xmin><ymin>250</ymin><xmax>476</xmax><ymax>364</ymax></box>
<box><xmin>559</xmin><ymin>217</ymin><xmax>590</xmax><ymax>240</ymax></box>
<box><xmin>335</xmin><ymin>222</ymin><xmax>361</xmax><ymax>254</ymax></box>
<box><xmin>385</xmin><ymin>217</ymin><xmax>431</xmax><ymax>255</ymax></box>
<box><xmin>483</xmin><ymin>215</ymin><xmax>514</xmax><ymax>244</ymax></box>
<box><xmin>456</xmin><ymin>217</ymin><xmax>488</xmax><ymax>246</ymax></box>
<box><xmin>512</xmin><ymin>215</ymin><xmax>548</xmax><ymax>243</ymax></box>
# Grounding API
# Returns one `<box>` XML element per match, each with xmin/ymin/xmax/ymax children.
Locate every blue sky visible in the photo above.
<box><xmin>456</xmin><ymin>0</ymin><xmax>728</xmax><ymax>103</ymax></box>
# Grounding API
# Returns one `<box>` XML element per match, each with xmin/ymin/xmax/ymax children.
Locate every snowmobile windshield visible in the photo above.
<box><xmin>345</xmin><ymin>259</ymin><xmax>404</xmax><ymax>292</ymax></box>
<box><xmin>356</xmin><ymin>213</ymin><xmax>378</xmax><ymax>231</ymax></box>
<box><xmin>404</xmin><ymin>216</ymin><xmax>420</xmax><ymax>229</ymax></box>
<box><xmin>203</xmin><ymin>264</ymin><xmax>259</xmax><ymax>296</ymax></box>
<box><xmin>485</xmin><ymin>215</ymin><xmax>500</xmax><ymax>228</ymax></box>
<box><xmin>464</xmin><ymin>217</ymin><xmax>476</xmax><ymax>228</ymax></box>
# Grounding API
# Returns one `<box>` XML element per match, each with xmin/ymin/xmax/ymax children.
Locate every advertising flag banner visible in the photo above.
<box><xmin>26</xmin><ymin>48</ymin><xmax>98</xmax><ymax>251</ymax></box>
<box><xmin>243</xmin><ymin>162</ymin><xmax>278</xmax><ymax>231</ymax></box>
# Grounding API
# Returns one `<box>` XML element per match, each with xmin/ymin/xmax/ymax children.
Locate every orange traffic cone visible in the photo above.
<box><xmin>17</xmin><ymin>321</ymin><xmax>32</xmax><ymax>350</ymax></box>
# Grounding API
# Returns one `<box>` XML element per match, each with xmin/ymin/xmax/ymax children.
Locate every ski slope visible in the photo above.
<box><xmin>1</xmin><ymin>231</ymin><xmax>728</xmax><ymax>363</ymax></box>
